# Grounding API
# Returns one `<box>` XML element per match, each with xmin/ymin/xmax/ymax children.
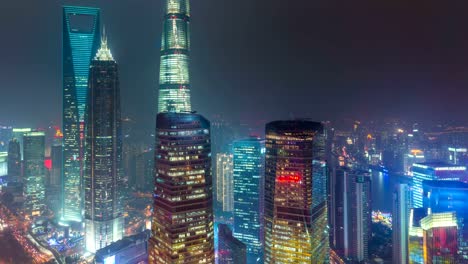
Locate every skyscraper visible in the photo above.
<box><xmin>7</xmin><ymin>138</ymin><xmax>21</xmax><ymax>182</ymax></box>
<box><xmin>347</xmin><ymin>172</ymin><xmax>372</xmax><ymax>262</ymax></box>
<box><xmin>420</xmin><ymin>212</ymin><xmax>459</xmax><ymax>263</ymax></box>
<box><xmin>232</xmin><ymin>137</ymin><xmax>264</xmax><ymax>263</ymax></box>
<box><xmin>218</xmin><ymin>224</ymin><xmax>247</xmax><ymax>264</ymax></box>
<box><xmin>149</xmin><ymin>1</ymin><xmax>214</xmax><ymax>262</ymax></box>
<box><xmin>216</xmin><ymin>153</ymin><xmax>234</xmax><ymax>213</ymax></box>
<box><xmin>0</xmin><ymin>126</ymin><xmax>12</xmax><ymax>152</ymax></box>
<box><xmin>23</xmin><ymin>132</ymin><xmax>46</xmax><ymax>218</ymax></box>
<box><xmin>84</xmin><ymin>34</ymin><xmax>124</xmax><ymax>253</ymax></box>
<box><xmin>149</xmin><ymin>113</ymin><xmax>214</xmax><ymax>263</ymax></box>
<box><xmin>264</xmin><ymin>120</ymin><xmax>325</xmax><ymax>263</ymax></box>
<box><xmin>157</xmin><ymin>0</ymin><xmax>191</xmax><ymax>113</ymax></box>
<box><xmin>412</xmin><ymin>162</ymin><xmax>467</xmax><ymax>208</ymax></box>
<box><xmin>62</xmin><ymin>6</ymin><xmax>100</xmax><ymax>223</ymax></box>
<box><xmin>393</xmin><ymin>183</ymin><xmax>411</xmax><ymax>264</ymax></box>
<box><xmin>329</xmin><ymin>168</ymin><xmax>371</xmax><ymax>263</ymax></box>
<box><xmin>12</xmin><ymin>128</ymin><xmax>32</xmax><ymax>160</ymax></box>
<box><xmin>422</xmin><ymin>180</ymin><xmax>468</xmax><ymax>260</ymax></box>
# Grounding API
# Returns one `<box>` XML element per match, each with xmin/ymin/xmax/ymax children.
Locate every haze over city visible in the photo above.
<box><xmin>1</xmin><ymin>1</ymin><xmax>468</xmax><ymax>264</ymax></box>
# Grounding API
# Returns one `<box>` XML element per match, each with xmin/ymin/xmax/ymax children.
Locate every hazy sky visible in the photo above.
<box><xmin>1</xmin><ymin>0</ymin><xmax>468</xmax><ymax>132</ymax></box>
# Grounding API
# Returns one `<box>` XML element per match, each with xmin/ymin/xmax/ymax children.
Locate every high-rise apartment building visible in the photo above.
<box><xmin>216</xmin><ymin>153</ymin><xmax>234</xmax><ymax>213</ymax></box>
<box><xmin>23</xmin><ymin>132</ymin><xmax>46</xmax><ymax>217</ymax></box>
<box><xmin>264</xmin><ymin>120</ymin><xmax>327</xmax><ymax>263</ymax></box>
<box><xmin>232</xmin><ymin>137</ymin><xmax>265</xmax><ymax>263</ymax></box>
<box><xmin>62</xmin><ymin>6</ymin><xmax>100</xmax><ymax>223</ymax></box>
<box><xmin>393</xmin><ymin>183</ymin><xmax>411</xmax><ymax>264</ymax></box>
<box><xmin>157</xmin><ymin>0</ymin><xmax>191</xmax><ymax>113</ymax></box>
<box><xmin>149</xmin><ymin>113</ymin><xmax>214</xmax><ymax>263</ymax></box>
<box><xmin>330</xmin><ymin>168</ymin><xmax>371</xmax><ymax>263</ymax></box>
<box><xmin>84</xmin><ymin>35</ymin><xmax>124</xmax><ymax>252</ymax></box>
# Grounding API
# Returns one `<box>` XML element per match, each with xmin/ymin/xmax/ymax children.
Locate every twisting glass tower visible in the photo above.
<box><xmin>84</xmin><ymin>32</ymin><xmax>124</xmax><ymax>253</ymax></box>
<box><xmin>62</xmin><ymin>6</ymin><xmax>100</xmax><ymax>223</ymax></box>
<box><xmin>158</xmin><ymin>0</ymin><xmax>191</xmax><ymax>113</ymax></box>
<box><xmin>150</xmin><ymin>1</ymin><xmax>215</xmax><ymax>263</ymax></box>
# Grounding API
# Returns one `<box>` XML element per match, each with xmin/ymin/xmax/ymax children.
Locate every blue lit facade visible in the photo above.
<box><xmin>412</xmin><ymin>162</ymin><xmax>467</xmax><ymax>208</ymax></box>
<box><xmin>232</xmin><ymin>137</ymin><xmax>264</xmax><ymax>263</ymax></box>
<box><xmin>62</xmin><ymin>6</ymin><xmax>100</xmax><ymax>222</ymax></box>
<box><xmin>423</xmin><ymin>180</ymin><xmax>468</xmax><ymax>260</ymax></box>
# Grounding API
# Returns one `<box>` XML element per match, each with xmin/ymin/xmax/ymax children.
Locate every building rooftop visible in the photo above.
<box><xmin>422</xmin><ymin>180</ymin><xmax>468</xmax><ymax>189</ymax></box>
<box><xmin>95</xmin><ymin>230</ymin><xmax>150</xmax><ymax>259</ymax></box>
<box><xmin>413</xmin><ymin>161</ymin><xmax>466</xmax><ymax>170</ymax></box>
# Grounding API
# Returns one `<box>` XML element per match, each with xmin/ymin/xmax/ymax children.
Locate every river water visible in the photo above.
<box><xmin>370</xmin><ymin>170</ymin><xmax>410</xmax><ymax>213</ymax></box>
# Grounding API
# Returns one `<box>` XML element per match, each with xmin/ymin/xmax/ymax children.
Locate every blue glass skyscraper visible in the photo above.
<box><xmin>62</xmin><ymin>6</ymin><xmax>100</xmax><ymax>223</ymax></box>
<box><xmin>232</xmin><ymin>137</ymin><xmax>265</xmax><ymax>263</ymax></box>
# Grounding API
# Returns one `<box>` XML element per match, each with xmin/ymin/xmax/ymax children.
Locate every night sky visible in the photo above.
<box><xmin>2</xmin><ymin>0</ymin><xmax>468</xmax><ymax>132</ymax></box>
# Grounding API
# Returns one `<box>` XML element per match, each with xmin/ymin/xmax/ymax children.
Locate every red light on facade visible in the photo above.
<box><xmin>276</xmin><ymin>174</ymin><xmax>301</xmax><ymax>183</ymax></box>
<box><xmin>44</xmin><ymin>158</ymin><xmax>52</xmax><ymax>170</ymax></box>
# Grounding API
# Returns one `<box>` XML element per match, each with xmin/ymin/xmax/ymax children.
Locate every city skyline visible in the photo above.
<box><xmin>2</xmin><ymin>1</ymin><xmax>468</xmax><ymax>264</ymax></box>
<box><xmin>3</xmin><ymin>1</ymin><xmax>468</xmax><ymax>130</ymax></box>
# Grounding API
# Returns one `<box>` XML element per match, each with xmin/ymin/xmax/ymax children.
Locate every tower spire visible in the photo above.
<box><xmin>95</xmin><ymin>25</ymin><xmax>114</xmax><ymax>61</ymax></box>
<box><xmin>157</xmin><ymin>0</ymin><xmax>192</xmax><ymax>113</ymax></box>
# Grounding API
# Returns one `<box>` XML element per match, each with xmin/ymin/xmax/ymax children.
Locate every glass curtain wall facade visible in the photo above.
<box><xmin>149</xmin><ymin>113</ymin><xmax>214</xmax><ymax>264</ymax></box>
<box><xmin>232</xmin><ymin>137</ymin><xmax>265</xmax><ymax>263</ymax></box>
<box><xmin>264</xmin><ymin>120</ymin><xmax>324</xmax><ymax>264</ymax></box>
<box><xmin>23</xmin><ymin>132</ymin><xmax>46</xmax><ymax>218</ymax></box>
<box><xmin>216</xmin><ymin>153</ymin><xmax>234</xmax><ymax>213</ymax></box>
<box><xmin>158</xmin><ymin>0</ymin><xmax>191</xmax><ymax>113</ymax></box>
<box><xmin>7</xmin><ymin>138</ymin><xmax>21</xmax><ymax>182</ymax></box>
<box><xmin>84</xmin><ymin>36</ymin><xmax>124</xmax><ymax>253</ymax></box>
<box><xmin>62</xmin><ymin>6</ymin><xmax>100</xmax><ymax>223</ymax></box>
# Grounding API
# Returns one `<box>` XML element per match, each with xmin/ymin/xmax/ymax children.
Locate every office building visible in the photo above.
<box><xmin>149</xmin><ymin>1</ymin><xmax>214</xmax><ymax>263</ymax></box>
<box><xmin>448</xmin><ymin>147</ymin><xmax>468</xmax><ymax>165</ymax></box>
<box><xmin>0</xmin><ymin>126</ymin><xmax>12</xmax><ymax>152</ymax></box>
<box><xmin>62</xmin><ymin>6</ymin><xmax>100</xmax><ymax>223</ymax></box>
<box><xmin>149</xmin><ymin>113</ymin><xmax>214</xmax><ymax>263</ymax></box>
<box><xmin>264</xmin><ymin>120</ymin><xmax>326</xmax><ymax>263</ymax></box>
<box><xmin>393</xmin><ymin>183</ymin><xmax>411</xmax><ymax>264</ymax></box>
<box><xmin>232</xmin><ymin>137</ymin><xmax>264</xmax><ymax>263</ymax></box>
<box><xmin>23</xmin><ymin>131</ymin><xmax>46</xmax><ymax>217</ymax></box>
<box><xmin>0</xmin><ymin>152</ymin><xmax>7</xmax><ymax>179</ymax></box>
<box><xmin>423</xmin><ymin>180</ymin><xmax>468</xmax><ymax>260</ymax></box>
<box><xmin>420</xmin><ymin>212</ymin><xmax>458</xmax><ymax>263</ymax></box>
<box><xmin>12</xmin><ymin>128</ymin><xmax>32</xmax><ymax>160</ymax></box>
<box><xmin>216</xmin><ymin>153</ymin><xmax>234</xmax><ymax>213</ymax></box>
<box><xmin>218</xmin><ymin>224</ymin><xmax>247</xmax><ymax>264</ymax></box>
<box><xmin>84</xmin><ymin>34</ymin><xmax>124</xmax><ymax>252</ymax></box>
<box><xmin>411</xmin><ymin>162</ymin><xmax>467</xmax><ymax>208</ymax></box>
<box><xmin>7</xmin><ymin>139</ymin><xmax>21</xmax><ymax>182</ymax></box>
<box><xmin>157</xmin><ymin>0</ymin><xmax>191</xmax><ymax>113</ymax></box>
<box><xmin>403</xmin><ymin>149</ymin><xmax>425</xmax><ymax>175</ymax></box>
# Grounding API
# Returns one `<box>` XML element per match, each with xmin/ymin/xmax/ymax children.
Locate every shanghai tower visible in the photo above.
<box><xmin>157</xmin><ymin>0</ymin><xmax>191</xmax><ymax>113</ymax></box>
<box><xmin>149</xmin><ymin>1</ymin><xmax>215</xmax><ymax>263</ymax></box>
<box><xmin>62</xmin><ymin>6</ymin><xmax>100</xmax><ymax>223</ymax></box>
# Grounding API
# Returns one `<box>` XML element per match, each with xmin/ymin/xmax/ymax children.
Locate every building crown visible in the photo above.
<box><xmin>95</xmin><ymin>26</ymin><xmax>114</xmax><ymax>61</ymax></box>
